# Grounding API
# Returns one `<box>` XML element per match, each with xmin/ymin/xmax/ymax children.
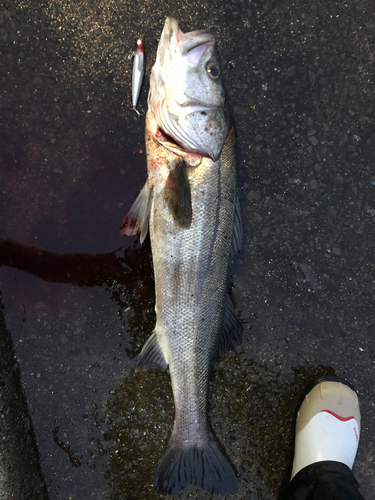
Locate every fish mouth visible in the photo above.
<box><xmin>165</xmin><ymin>17</ymin><xmax>215</xmax><ymax>55</ymax></box>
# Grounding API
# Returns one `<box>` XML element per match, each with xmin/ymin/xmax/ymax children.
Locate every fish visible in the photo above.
<box><xmin>132</xmin><ymin>36</ymin><xmax>144</xmax><ymax>115</ymax></box>
<box><xmin>121</xmin><ymin>17</ymin><xmax>242</xmax><ymax>495</ymax></box>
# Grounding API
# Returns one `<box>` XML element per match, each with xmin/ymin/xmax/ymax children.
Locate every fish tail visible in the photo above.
<box><xmin>154</xmin><ymin>429</ymin><xmax>238</xmax><ymax>495</ymax></box>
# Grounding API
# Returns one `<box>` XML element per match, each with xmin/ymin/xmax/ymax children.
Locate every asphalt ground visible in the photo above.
<box><xmin>0</xmin><ymin>0</ymin><xmax>374</xmax><ymax>499</ymax></box>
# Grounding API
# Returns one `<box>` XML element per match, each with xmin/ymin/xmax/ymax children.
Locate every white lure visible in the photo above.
<box><xmin>132</xmin><ymin>36</ymin><xmax>144</xmax><ymax>115</ymax></box>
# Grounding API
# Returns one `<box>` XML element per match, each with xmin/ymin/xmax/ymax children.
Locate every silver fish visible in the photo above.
<box><xmin>121</xmin><ymin>17</ymin><xmax>242</xmax><ymax>495</ymax></box>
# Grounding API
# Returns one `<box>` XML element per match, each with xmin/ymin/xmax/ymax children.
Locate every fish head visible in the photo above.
<box><xmin>148</xmin><ymin>17</ymin><xmax>230</xmax><ymax>162</ymax></box>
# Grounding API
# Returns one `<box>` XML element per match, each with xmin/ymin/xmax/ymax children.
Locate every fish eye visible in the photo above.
<box><xmin>206</xmin><ymin>63</ymin><xmax>220</xmax><ymax>80</ymax></box>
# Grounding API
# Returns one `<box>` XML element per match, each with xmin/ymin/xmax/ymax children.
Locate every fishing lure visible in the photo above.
<box><xmin>132</xmin><ymin>36</ymin><xmax>144</xmax><ymax>115</ymax></box>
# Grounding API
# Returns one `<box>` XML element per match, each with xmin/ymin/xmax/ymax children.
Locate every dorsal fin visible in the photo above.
<box><xmin>230</xmin><ymin>196</ymin><xmax>242</xmax><ymax>260</ymax></box>
<box><xmin>215</xmin><ymin>294</ymin><xmax>243</xmax><ymax>360</ymax></box>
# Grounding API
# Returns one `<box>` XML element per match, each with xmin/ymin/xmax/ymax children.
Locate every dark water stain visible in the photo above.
<box><xmin>0</xmin><ymin>238</ymin><xmax>152</xmax><ymax>289</ymax></box>
<box><xmin>53</xmin><ymin>425</ymin><xmax>82</xmax><ymax>468</ymax></box>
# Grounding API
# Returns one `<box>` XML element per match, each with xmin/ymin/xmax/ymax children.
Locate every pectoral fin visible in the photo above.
<box><xmin>120</xmin><ymin>182</ymin><xmax>152</xmax><ymax>244</ymax></box>
<box><xmin>164</xmin><ymin>159</ymin><xmax>192</xmax><ymax>228</ymax></box>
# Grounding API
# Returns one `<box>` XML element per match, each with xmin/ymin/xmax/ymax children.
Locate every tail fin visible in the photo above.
<box><xmin>154</xmin><ymin>429</ymin><xmax>238</xmax><ymax>495</ymax></box>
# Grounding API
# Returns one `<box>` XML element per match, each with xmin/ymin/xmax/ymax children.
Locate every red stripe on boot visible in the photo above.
<box><xmin>322</xmin><ymin>410</ymin><xmax>355</xmax><ymax>422</ymax></box>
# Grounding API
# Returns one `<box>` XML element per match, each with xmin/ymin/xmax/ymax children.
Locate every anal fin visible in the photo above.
<box><xmin>135</xmin><ymin>331</ymin><xmax>168</xmax><ymax>371</ymax></box>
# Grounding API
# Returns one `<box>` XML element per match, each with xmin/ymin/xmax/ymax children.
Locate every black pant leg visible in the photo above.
<box><xmin>281</xmin><ymin>461</ymin><xmax>365</xmax><ymax>500</ymax></box>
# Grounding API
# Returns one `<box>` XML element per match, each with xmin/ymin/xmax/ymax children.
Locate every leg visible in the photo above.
<box><xmin>284</xmin><ymin>461</ymin><xmax>364</xmax><ymax>500</ymax></box>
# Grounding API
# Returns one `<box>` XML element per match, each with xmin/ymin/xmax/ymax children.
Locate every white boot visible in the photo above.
<box><xmin>291</xmin><ymin>377</ymin><xmax>361</xmax><ymax>479</ymax></box>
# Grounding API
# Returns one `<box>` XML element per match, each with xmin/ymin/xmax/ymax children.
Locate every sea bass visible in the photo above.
<box><xmin>121</xmin><ymin>17</ymin><xmax>242</xmax><ymax>495</ymax></box>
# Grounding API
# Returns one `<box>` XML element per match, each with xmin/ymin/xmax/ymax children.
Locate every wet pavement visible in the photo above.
<box><xmin>0</xmin><ymin>0</ymin><xmax>374</xmax><ymax>499</ymax></box>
